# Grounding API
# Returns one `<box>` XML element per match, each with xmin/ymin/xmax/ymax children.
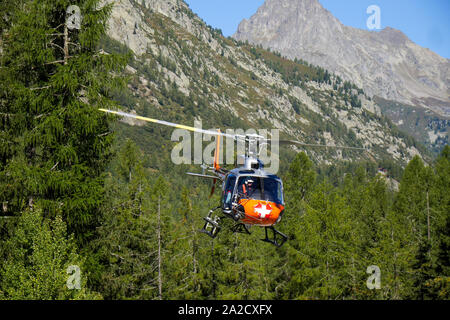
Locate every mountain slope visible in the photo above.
<box><xmin>100</xmin><ymin>0</ymin><xmax>428</xmax><ymax>169</ymax></box>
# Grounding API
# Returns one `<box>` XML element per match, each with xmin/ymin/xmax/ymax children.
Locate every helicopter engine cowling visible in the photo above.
<box><xmin>243</xmin><ymin>157</ymin><xmax>264</xmax><ymax>170</ymax></box>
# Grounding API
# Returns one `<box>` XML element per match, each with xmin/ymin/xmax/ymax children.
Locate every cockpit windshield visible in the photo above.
<box><xmin>237</xmin><ymin>176</ymin><xmax>283</xmax><ymax>204</ymax></box>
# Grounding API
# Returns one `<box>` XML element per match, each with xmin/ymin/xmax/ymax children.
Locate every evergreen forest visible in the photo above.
<box><xmin>0</xmin><ymin>0</ymin><xmax>448</xmax><ymax>300</ymax></box>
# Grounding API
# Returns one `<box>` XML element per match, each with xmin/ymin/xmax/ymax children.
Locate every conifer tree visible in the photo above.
<box><xmin>341</xmin><ymin>169</ymin><xmax>394</xmax><ymax>299</ymax></box>
<box><xmin>0</xmin><ymin>0</ymin><xmax>129</xmax><ymax>244</ymax></box>
<box><xmin>95</xmin><ymin>140</ymin><xmax>161</xmax><ymax>299</ymax></box>
<box><xmin>393</xmin><ymin>156</ymin><xmax>438</xmax><ymax>298</ymax></box>
<box><xmin>0</xmin><ymin>207</ymin><xmax>100</xmax><ymax>299</ymax></box>
<box><xmin>422</xmin><ymin>146</ymin><xmax>450</xmax><ymax>299</ymax></box>
<box><xmin>162</xmin><ymin>187</ymin><xmax>200</xmax><ymax>299</ymax></box>
<box><xmin>283</xmin><ymin>152</ymin><xmax>316</xmax><ymax>237</ymax></box>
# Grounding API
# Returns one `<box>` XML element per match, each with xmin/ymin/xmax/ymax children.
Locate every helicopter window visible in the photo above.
<box><xmin>223</xmin><ymin>175</ymin><xmax>236</xmax><ymax>208</ymax></box>
<box><xmin>239</xmin><ymin>170</ymin><xmax>255</xmax><ymax>174</ymax></box>
<box><xmin>237</xmin><ymin>176</ymin><xmax>283</xmax><ymax>204</ymax></box>
<box><xmin>263</xmin><ymin>178</ymin><xmax>284</xmax><ymax>204</ymax></box>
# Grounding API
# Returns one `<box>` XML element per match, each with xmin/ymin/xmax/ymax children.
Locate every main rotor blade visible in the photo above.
<box><xmin>99</xmin><ymin>109</ymin><xmax>240</xmax><ymax>140</ymax></box>
<box><xmin>270</xmin><ymin>139</ymin><xmax>366</xmax><ymax>151</ymax></box>
<box><xmin>100</xmin><ymin>109</ymin><xmax>366</xmax><ymax>151</ymax></box>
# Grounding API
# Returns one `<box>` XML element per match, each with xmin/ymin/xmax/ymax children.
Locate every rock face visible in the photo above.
<box><xmin>105</xmin><ymin>0</ymin><xmax>201</xmax><ymax>56</ymax></box>
<box><xmin>233</xmin><ymin>0</ymin><xmax>450</xmax><ymax>117</ymax></box>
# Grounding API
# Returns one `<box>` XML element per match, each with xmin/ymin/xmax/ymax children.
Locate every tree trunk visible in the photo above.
<box><xmin>63</xmin><ymin>24</ymin><xmax>69</xmax><ymax>65</ymax></box>
<box><xmin>158</xmin><ymin>195</ymin><xmax>162</xmax><ymax>300</ymax></box>
<box><xmin>426</xmin><ymin>191</ymin><xmax>431</xmax><ymax>242</ymax></box>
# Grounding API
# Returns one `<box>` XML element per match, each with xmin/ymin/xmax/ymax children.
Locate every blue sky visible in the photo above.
<box><xmin>185</xmin><ymin>0</ymin><xmax>450</xmax><ymax>59</ymax></box>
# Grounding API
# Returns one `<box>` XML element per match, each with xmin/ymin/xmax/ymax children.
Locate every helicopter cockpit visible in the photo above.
<box><xmin>237</xmin><ymin>176</ymin><xmax>283</xmax><ymax>204</ymax></box>
<box><xmin>222</xmin><ymin>173</ymin><xmax>284</xmax><ymax>211</ymax></box>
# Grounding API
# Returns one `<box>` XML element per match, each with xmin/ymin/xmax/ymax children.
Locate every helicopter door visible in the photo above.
<box><xmin>222</xmin><ymin>174</ymin><xmax>236</xmax><ymax>210</ymax></box>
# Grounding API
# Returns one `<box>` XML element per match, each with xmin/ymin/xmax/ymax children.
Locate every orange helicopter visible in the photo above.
<box><xmin>100</xmin><ymin>109</ymin><xmax>365</xmax><ymax>247</ymax></box>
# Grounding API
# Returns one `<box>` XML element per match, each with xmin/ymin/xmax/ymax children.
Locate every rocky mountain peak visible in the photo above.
<box><xmin>378</xmin><ymin>27</ymin><xmax>410</xmax><ymax>45</ymax></box>
<box><xmin>236</xmin><ymin>0</ymin><xmax>340</xmax><ymax>43</ymax></box>
<box><xmin>233</xmin><ymin>0</ymin><xmax>450</xmax><ymax>117</ymax></box>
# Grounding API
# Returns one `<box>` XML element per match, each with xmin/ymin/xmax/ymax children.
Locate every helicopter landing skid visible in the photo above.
<box><xmin>231</xmin><ymin>223</ymin><xmax>251</xmax><ymax>235</ymax></box>
<box><xmin>261</xmin><ymin>227</ymin><xmax>288</xmax><ymax>248</ymax></box>
<box><xmin>199</xmin><ymin>207</ymin><xmax>222</xmax><ymax>239</ymax></box>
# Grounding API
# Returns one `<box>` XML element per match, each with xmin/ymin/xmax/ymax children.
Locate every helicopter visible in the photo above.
<box><xmin>100</xmin><ymin>108</ymin><xmax>366</xmax><ymax>247</ymax></box>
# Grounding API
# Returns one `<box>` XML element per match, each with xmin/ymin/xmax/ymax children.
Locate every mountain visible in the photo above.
<box><xmin>234</xmin><ymin>0</ymin><xmax>449</xmax><ymax>113</ymax></box>
<box><xmin>233</xmin><ymin>0</ymin><xmax>449</xmax><ymax>152</ymax></box>
<box><xmin>99</xmin><ymin>0</ymin><xmax>428</xmax><ymax>168</ymax></box>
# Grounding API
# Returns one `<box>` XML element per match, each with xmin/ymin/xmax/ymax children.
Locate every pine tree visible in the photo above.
<box><xmin>393</xmin><ymin>155</ymin><xmax>440</xmax><ymax>299</ymax></box>
<box><xmin>0</xmin><ymin>0</ymin><xmax>129</xmax><ymax>244</ymax></box>
<box><xmin>423</xmin><ymin>146</ymin><xmax>450</xmax><ymax>299</ymax></box>
<box><xmin>162</xmin><ymin>187</ymin><xmax>200</xmax><ymax>299</ymax></box>
<box><xmin>283</xmin><ymin>152</ymin><xmax>316</xmax><ymax>237</ymax></box>
<box><xmin>94</xmin><ymin>140</ymin><xmax>161</xmax><ymax>299</ymax></box>
<box><xmin>0</xmin><ymin>207</ymin><xmax>101</xmax><ymax>299</ymax></box>
<box><xmin>340</xmin><ymin>168</ymin><xmax>395</xmax><ymax>299</ymax></box>
<box><xmin>278</xmin><ymin>152</ymin><xmax>318</xmax><ymax>299</ymax></box>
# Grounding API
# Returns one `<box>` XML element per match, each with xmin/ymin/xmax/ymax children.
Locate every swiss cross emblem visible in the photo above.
<box><xmin>254</xmin><ymin>203</ymin><xmax>272</xmax><ymax>219</ymax></box>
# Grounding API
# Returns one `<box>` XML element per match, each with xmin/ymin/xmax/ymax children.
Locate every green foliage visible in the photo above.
<box><xmin>0</xmin><ymin>207</ymin><xmax>101</xmax><ymax>299</ymax></box>
<box><xmin>2</xmin><ymin>126</ymin><xmax>449</xmax><ymax>301</ymax></box>
<box><xmin>1</xmin><ymin>1</ymin><xmax>448</xmax><ymax>302</ymax></box>
<box><xmin>0</xmin><ymin>0</ymin><xmax>129</xmax><ymax>244</ymax></box>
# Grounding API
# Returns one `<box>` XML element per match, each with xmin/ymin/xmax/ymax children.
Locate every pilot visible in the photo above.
<box><xmin>240</xmin><ymin>178</ymin><xmax>254</xmax><ymax>197</ymax></box>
